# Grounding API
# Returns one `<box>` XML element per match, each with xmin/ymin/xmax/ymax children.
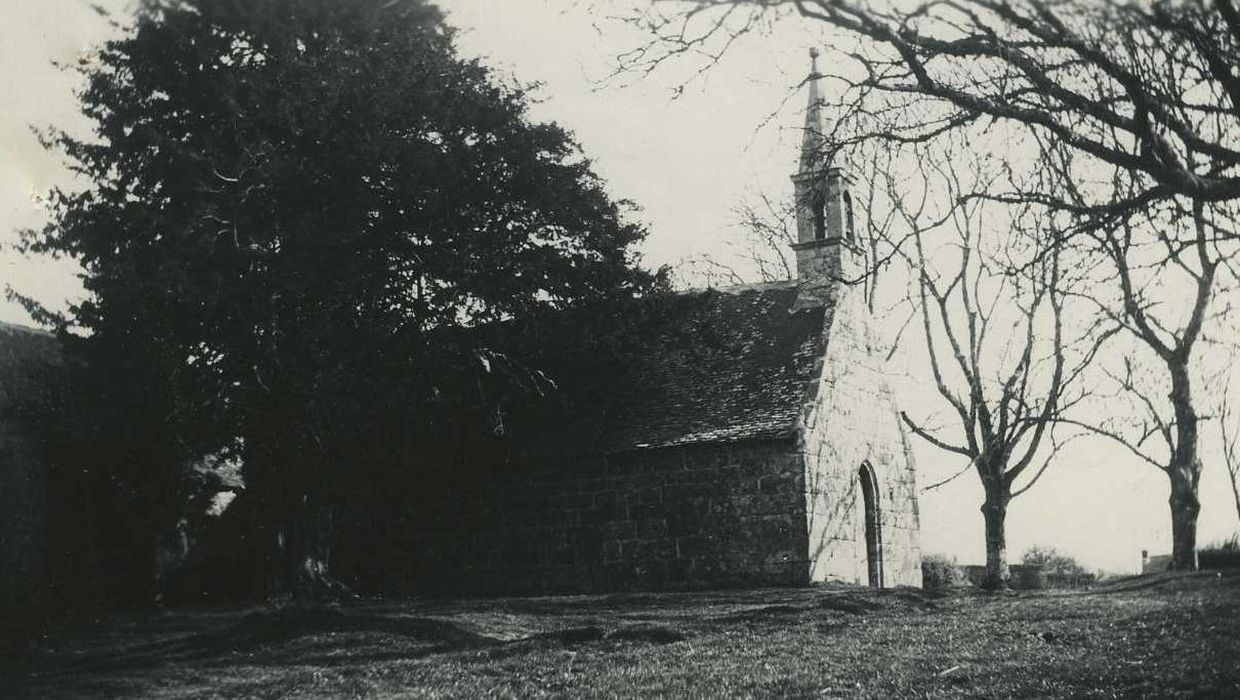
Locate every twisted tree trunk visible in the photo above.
<box><xmin>245</xmin><ymin>409</ymin><xmax>352</xmax><ymax>602</ymax></box>
<box><xmin>279</xmin><ymin>490</ymin><xmax>349</xmax><ymax>600</ymax></box>
<box><xmin>1167</xmin><ymin>363</ymin><xmax>1202</xmax><ymax>571</ymax></box>
<box><xmin>981</xmin><ymin>491</ymin><xmax>1011</xmax><ymax>590</ymax></box>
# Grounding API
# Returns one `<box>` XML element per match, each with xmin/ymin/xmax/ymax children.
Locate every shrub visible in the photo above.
<box><xmin>921</xmin><ymin>554</ymin><xmax>968</xmax><ymax>590</ymax></box>
<box><xmin>1021</xmin><ymin>546</ymin><xmax>1095</xmax><ymax>588</ymax></box>
<box><xmin>1022</xmin><ymin>546</ymin><xmax>1088</xmax><ymax>577</ymax></box>
<box><xmin>1199</xmin><ymin>535</ymin><xmax>1240</xmax><ymax>570</ymax></box>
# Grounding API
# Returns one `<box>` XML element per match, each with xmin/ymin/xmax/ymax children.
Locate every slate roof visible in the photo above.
<box><xmin>481</xmin><ymin>282</ymin><xmax>833</xmax><ymax>458</ymax></box>
<box><xmin>0</xmin><ymin>284</ymin><xmax>836</xmax><ymax>460</ymax></box>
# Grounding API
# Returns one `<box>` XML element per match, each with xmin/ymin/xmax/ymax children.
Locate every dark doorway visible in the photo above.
<box><xmin>858</xmin><ymin>463</ymin><xmax>883</xmax><ymax>587</ymax></box>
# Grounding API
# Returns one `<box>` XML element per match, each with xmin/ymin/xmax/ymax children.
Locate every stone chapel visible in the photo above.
<box><xmin>348</xmin><ymin>52</ymin><xmax>924</xmax><ymax>594</ymax></box>
<box><xmin>0</xmin><ymin>54</ymin><xmax>923</xmax><ymax>609</ymax></box>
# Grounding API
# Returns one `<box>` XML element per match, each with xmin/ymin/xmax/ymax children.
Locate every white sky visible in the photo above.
<box><xmin>1</xmin><ymin>0</ymin><xmax>1237</xmax><ymax>573</ymax></box>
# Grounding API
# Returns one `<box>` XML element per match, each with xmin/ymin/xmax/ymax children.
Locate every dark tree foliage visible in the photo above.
<box><xmin>22</xmin><ymin>0</ymin><xmax>662</xmax><ymax>601</ymax></box>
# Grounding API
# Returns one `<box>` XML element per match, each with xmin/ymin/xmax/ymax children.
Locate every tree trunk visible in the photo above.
<box><xmin>278</xmin><ymin>493</ymin><xmax>350</xmax><ymax>601</ymax></box>
<box><xmin>1167</xmin><ymin>362</ymin><xmax>1202</xmax><ymax>571</ymax></box>
<box><xmin>1225</xmin><ymin>424</ymin><xmax>1240</xmax><ymax>528</ymax></box>
<box><xmin>1167</xmin><ymin>479</ymin><xmax>1200</xmax><ymax>571</ymax></box>
<box><xmin>1230</xmin><ymin>466</ymin><xmax>1240</xmax><ymax>530</ymax></box>
<box><xmin>981</xmin><ymin>493</ymin><xmax>1010</xmax><ymax>590</ymax></box>
<box><xmin>246</xmin><ymin>424</ymin><xmax>352</xmax><ymax>602</ymax></box>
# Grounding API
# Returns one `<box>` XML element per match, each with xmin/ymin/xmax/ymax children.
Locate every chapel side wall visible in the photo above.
<box><xmin>361</xmin><ymin>439</ymin><xmax>809</xmax><ymax>595</ymax></box>
<box><xmin>800</xmin><ymin>279</ymin><xmax>922</xmax><ymax>588</ymax></box>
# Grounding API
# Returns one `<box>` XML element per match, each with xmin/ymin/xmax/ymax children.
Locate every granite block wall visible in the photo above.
<box><xmin>376</xmin><ymin>439</ymin><xmax>810</xmax><ymax>595</ymax></box>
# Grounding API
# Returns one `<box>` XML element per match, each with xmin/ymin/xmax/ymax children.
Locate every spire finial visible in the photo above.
<box><xmin>800</xmin><ymin>47</ymin><xmax>826</xmax><ymax>172</ymax></box>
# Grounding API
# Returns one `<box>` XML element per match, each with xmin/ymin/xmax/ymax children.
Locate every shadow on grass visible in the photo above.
<box><xmin>605</xmin><ymin>624</ymin><xmax>687</xmax><ymax>644</ymax></box>
<box><xmin>16</xmin><ymin>584</ymin><xmax>958</xmax><ymax>687</ymax></box>
<box><xmin>817</xmin><ymin>594</ymin><xmax>884</xmax><ymax>615</ymax></box>
<box><xmin>714</xmin><ymin>586</ymin><xmax>951</xmax><ymax>625</ymax></box>
<box><xmin>31</xmin><ymin>607</ymin><xmax>504</xmax><ymax>678</ymax></box>
<box><xmin>719</xmin><ymin>604</ymin><xmax>806</xmax><ymax>623</ymax></box>
<box><xmin>27</xmin><ymin>605</ymin><xmax>696</xmax><ymax>682</ymax></box>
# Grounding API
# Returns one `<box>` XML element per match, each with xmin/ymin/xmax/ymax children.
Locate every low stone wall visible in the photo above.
<box><xmin>341</xmin><ymin>439</ymin><xmax>809</xmax><ymax>595</ymax></box>
<box><xmin>958</xmin><ymin>564</ymin><xmax>1095</xmax><ymax>590</ymax></box>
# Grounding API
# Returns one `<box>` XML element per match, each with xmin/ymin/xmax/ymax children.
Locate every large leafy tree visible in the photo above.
<box><xmin>24</xmin><ymin>0</ymin><xmax>660</xmax><ymax>600</ymax></box>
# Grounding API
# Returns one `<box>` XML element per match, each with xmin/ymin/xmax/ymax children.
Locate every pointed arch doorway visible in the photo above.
<box><xmin>858</xmin><ymin>463</ymin><xmax>883</xmax><ymax>588</ymax></box>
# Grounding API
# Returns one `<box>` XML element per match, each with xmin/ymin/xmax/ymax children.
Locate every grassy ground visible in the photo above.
<box><xmin>3</xmin><ymin>570</ymin><xmax>1238</xmax><ymax>699</ymax></box>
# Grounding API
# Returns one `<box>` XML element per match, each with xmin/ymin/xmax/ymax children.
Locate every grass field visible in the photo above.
<box><xmin>3</xmin><ymin>570</ymin><xmax>1238</xmax><ymax>699</ymax></box>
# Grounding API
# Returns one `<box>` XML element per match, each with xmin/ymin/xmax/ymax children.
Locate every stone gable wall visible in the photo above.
<box><xmin>798</xmin><ymin>265</ymin><xmax>923</xmax><ymax>587</ymax></box>
<box><xmin>348</xmin><ymin>439</ymin><xmax>809</xmax><ymax>595</ymax></box>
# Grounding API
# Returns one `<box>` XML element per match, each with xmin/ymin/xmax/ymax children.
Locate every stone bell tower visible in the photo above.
<box><xmin>791</xmin><ymin>48</ymin><xmax>858</xmax><ymax>285</ymax></box>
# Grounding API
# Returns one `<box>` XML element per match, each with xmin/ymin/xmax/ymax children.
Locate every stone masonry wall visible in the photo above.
<box><xmin>363</xmin><ymin>439</ymin><xmax>809</xmax><ymax>595</ymax></box>
<box><xmin>798</xmin><ymin>261</ymin><xmax>923</xmax><ymax>587</ymax></box>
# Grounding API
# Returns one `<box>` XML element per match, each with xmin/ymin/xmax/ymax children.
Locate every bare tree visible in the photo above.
<box><xmin>1034</xmin><ymin>140</ymin><xmax>1240</xmax><ymax>569</ymax></box>
<box><xmin>676</xmin><ymin>191</ymin><xmax>796</xmax><ymax>287</ymax></box>
<box><xmin>884</xmin><ymin>141</ymin><xmax>1098</xmax><ymax>588</ymax></box>
<box><xmin>732</xmin><ymin>192</ymin><xmax>798</xmax><ymax>282</ymax></box>
<box><xmin>1221</xmin><ymin>371</ymin><xmax>1240</xmax><ymax>527</ymax></box>
<box><xmin>621</xmin><ymin>0</ymin><xmax>1240</xmax><ymax>570</ymax></box>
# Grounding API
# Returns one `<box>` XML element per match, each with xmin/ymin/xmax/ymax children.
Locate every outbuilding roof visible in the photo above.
<box><xmin>0</xmin><ymin>321</ymin><xmax>59</xmax><ymax>418</ymax></box>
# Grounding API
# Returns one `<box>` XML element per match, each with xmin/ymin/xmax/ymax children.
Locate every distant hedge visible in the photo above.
<box><xmin>920</xmin><ymin>552</ymin><xmax>1100</xmax><ymax>591</ymax></box>
<box><xmin>1200</xmin><ymin>536</ymin><xmax>1240</xmax><ymax>570</ymax></box>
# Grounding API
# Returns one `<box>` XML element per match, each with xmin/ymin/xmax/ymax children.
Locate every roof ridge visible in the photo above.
<box><xmin>676</xmin><ymin>279</ymin><xmax>800</xmax><ymax>296</ymax></box>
